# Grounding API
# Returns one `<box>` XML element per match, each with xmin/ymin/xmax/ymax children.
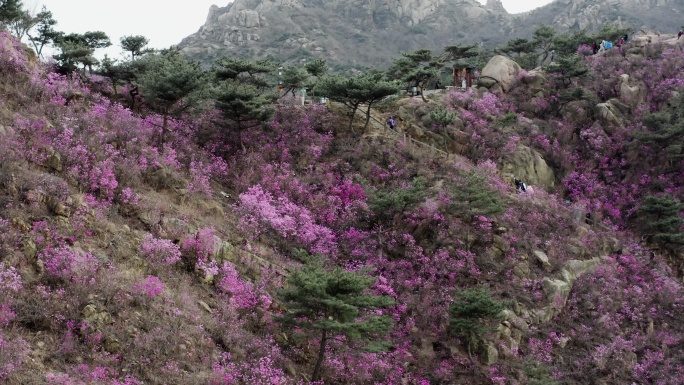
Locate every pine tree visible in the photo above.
<box><xmin>280</xmin><ymin>65</ymin><xmax>309</xmax><ymax>97</ymax></box>
<box><xmin>544</xmin><ymin>53</ymin><xmax>589</xmax><ymax>88</ymax></box>
<box><xmin>26</xmin><ymin>6</ymin><xmax>59</xmax><ymax>58</ymax></box>
<box><xmin>448</xmin><ymin>171</ymin><xmax>504</xmax><ymax>221</ymax></box>
<box><xmin>0</xmin><ymin>0</ymin><xmax>23</xmax><ymax>26</ymax></box>
<box><xmin>120</xmin><ymin>35</ymin><xmax>151</xmax><ymax>60</ymax></box>
<box><xmin>317</xmin><ymin>72</ymin><xmax>398</xmax><ymax>134</ymax></box>
<box><xmin>638</xmin><ymin>195</ymin><xmax>684</xmax><ymax>250</ymax></box>
<box><xmin>386</xmin><ymin>49</ymin><xmax>441</xmax><ymax>102</ymax></box>
<box><xmin>634</xmin><ymin>93</ymin><xmax>684</xmax><ymax>165</ymax></box>
<box><xmin>496</xmin><ymin>38</ymin><xmax>536</xmax><ymax>69</ymax></box>
<box><xmin>277</xmin><ymin>263</ymin><xmax>393</xmax><ymax>382</ymax></box>
<box><xmin>368</xmin><ymin>177</ymin><xmax>428</xmax><ymax>223</ymax></box>
<box><xmin>136</xmin><ymin>50</ymin><xmax>208</xmax><ymax>147</ymax></box>
<box><xmin>532</xmin><ymin>25</ymin><xmax>556</xmax><ymax>64</ymax></box>
<box><xmin>449</xmin><ymin>287</ymin><xmax>505</xmax><ymax>360</ymax></box>
<box><xmin>430</xmin><ymin>106</ymin><xmax>457</xmax><ymax>151</ymax></box>
<box><xmin>214</xmin><ymin>80</ymin><xmax>274</xmax><ymax>151</ymax></box>
<box><xmin>53</xmin><ymin>31</ymin><xmax>112</xmax><ymax>73</ymax></box>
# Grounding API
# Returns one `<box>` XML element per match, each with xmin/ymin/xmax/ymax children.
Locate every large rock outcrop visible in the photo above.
<box><xmin>478</xmin><ymin>55</ymin><xmax>522</xmax><ymax>93</ymax></box>
<box><xmin>502</xmin><ymin>145</ymin><xmax>556</xmax><ymax>189</ymax></box>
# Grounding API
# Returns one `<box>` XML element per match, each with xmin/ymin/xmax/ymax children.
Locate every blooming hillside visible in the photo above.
<box><xmin>0</xmin><ymin>30</ymin><xmax>682</xmax><ymax>385</ymax></box>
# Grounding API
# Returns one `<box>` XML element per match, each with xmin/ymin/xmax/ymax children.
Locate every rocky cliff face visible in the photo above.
<box><xmin>179</xmin><ymin>0</ymin><xmax>684</xmax><ymax>67</ymax></box>
<box><xmin>523</xmin><ymin>0</ymin><xmax>684</xmax><ymax>32</ymax></box>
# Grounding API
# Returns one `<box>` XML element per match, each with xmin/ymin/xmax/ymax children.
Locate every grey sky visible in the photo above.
<box><xmin>30</xmin><ymin>0</ymin><xmax>553</xmax><ymax>59</ymax></box>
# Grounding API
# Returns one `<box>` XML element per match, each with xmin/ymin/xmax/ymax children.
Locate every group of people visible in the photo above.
<box><xmin>591</xmin><ymin>34</ymin><xmax>629</xmax><ymax>54</ymax></box>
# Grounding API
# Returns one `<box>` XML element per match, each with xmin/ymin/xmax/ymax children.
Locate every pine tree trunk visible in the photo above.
<box><xmin>160</xmin><ymin>112</ymin><xmax>169</xmax><ymax>151</ymax></box>
<box><xmin>238</xmin><ymin>121</ymin><xmax>245</xmax><ymax>152</ymax></box>
<box><xmin>312</xmin><ymin>330</ymin><xmax>327</xmax><ymax>382</ymax></box>
<box><xmin>362</xmin><ymin>103</ymin><xmax>373</xmax><ymax>134</ymax></box>
<box><xmin>348</xmin><ymin>105</ymin><xmax>358</xmax><ymax>135</ymax></box>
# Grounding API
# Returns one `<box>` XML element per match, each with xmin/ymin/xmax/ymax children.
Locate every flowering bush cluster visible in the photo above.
<box><xmin>140</xmin><ymin>233</ymin><xmax>182</xmax><ymax>267</ymax></box>
<box><xmin>236</xmin><ymin>185</ymin><xmax>337</xmax><ymax>255</ymax></box>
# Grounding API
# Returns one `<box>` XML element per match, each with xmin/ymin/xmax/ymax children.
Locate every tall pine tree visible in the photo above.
<box><xmin>277</xmin><ymin>263</ymin><xmax>393</xmax><ymax>382</ymax></box>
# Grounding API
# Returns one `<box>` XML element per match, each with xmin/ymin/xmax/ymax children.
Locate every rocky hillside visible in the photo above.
<box><xmin>1</xmin><ymin>27</ymin><xmax>684</xmax><ymax>384</ymax></box>
<box><xmin>179</xmin><ymin>0</ymin><xmax>684</xmax><ymax>67</ymax></box>
<box><xmin>180</xmin><ymin>0</ymin><xmax>511</xmax><ymax>67</ymax></box>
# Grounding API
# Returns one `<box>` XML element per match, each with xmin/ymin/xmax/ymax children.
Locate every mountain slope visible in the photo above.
<box><xmin>1</xmin><ymin>28</ymin><xmax>684</xmax><ymax>384</ymax></box>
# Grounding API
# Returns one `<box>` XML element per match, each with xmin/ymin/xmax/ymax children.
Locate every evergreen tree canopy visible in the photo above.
<box><xmin>214</xmin><ymin>80</ymin><xmax>274</xmax><ymax>150</ymax></box>
<box><xmin>430</xmin><ymin>106</ymin><xmax>458</xmax><ymax>151</ymax></box>
<box><xmin>442</xmin><ymin>44</ymin><xmax>479</xmax><ymax>62</ymax></box>
<box><xmin>120</xmin><ymin>35</ymin><xmax>151</xmax><ymax>60</ymax></box>
<box><xmin>638</xmin><ymin>195</ymin><xmax>684</xmax><ymax>249</ymax></box>
<box><xmin>634</xmin><ymin>94</ymin><xmax>684</xmax><ymax>163</ymax></box>
<box><xmin>532</xmin><ymin>24</ymin><xmax>556</xmax><ymax>63</ymax></box>
<box><xmin>26</xmin><ymin>6</ymin><xmax>59</xmax><ymax>58</ymax></box>
<box><xmin>7</xmin><ymin>6</ymin><xmax>31</xmax><ymax>38</ymax></box>
<box><xmin>386</xmin><ymin>49</ymin><xmax>441</xmax><ymax>102</ymax></box>
<box><xmin>318</xmin><ymin>72</ymin><xmax>399</xmax><ymax>134</ymax></box>
<box><xmin>593</xmin><ymin>24</ymin><xmax>631</xmax><ymax>43</ymax></box>
<box><xmin>277</xmin><ymin>262</ymin><xmax>393</xmax><ymax>381</ymax></box>
<box><xmin>213</xmin><ymin>57</ymin><xmax>274</xmax><ymax>90</ymax></box>
<box><xmin>53</xmin><ymin>31</ymin><xmax>112</xmax><ymax>73</ymax></box>
<box><xmin>447</xmin><ymin>171</ymin><xmax>504</xmax><ymax>221</ymax></box>
<box><xmin>136</xmin><ymin>51</ymin><xmax>208</xmax><ymax>145</ymax></box>
<box><xmin>496</xmin><ymin>37</ymin><xmax>537</xmax><ymax>69</ymax></box>
<box><xmin>369</xmin><ymin>177</ymin><xmax>428</xmax><ymax>223</ymax></box>
<box><xmin>305</xmin><ymin>58</ymin><xmax>328</xmax><ymax>78</ymax></box>
<box><xmin>0</xmin><ymin>0</ymin><xmax>23</xmax><ymax>26</ymax></box>
<box><xmin>280</xmin><ymin>65</ymin><xmax>309</xmax><ymax>97</ymax></box>
<box><xmin>553</xmin><ymin>29</ymin><xmax>593</xmax><ymax>56</ymax></box>
<box><xmin>545</xmin><ymin>53</ymin><xmax>589</xmax><ymax>88</ymax></box>
<box><xmin>449</xmin><ymin>287</ymin><xmax>505</xmax><ymax>357</ymax></box>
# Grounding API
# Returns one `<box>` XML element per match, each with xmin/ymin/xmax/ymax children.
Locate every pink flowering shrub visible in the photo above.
<box><xmin>45</xmin><ymin>365</ymin><xmax>141</xmax><ymax>385</ymax></box>
<box><xmin>0</xmin><ymin>265</ymin><xmax>23</xmax><ymax>327</ymax></box>
<box><xmin>557</xmin><ymin>251</ymin><xmax>684</xmax><ymax>383</ymax></box>
<box><xmin>0</xmin><ymin>31</ymin><xmax>31</xmax><ymax>74</ymax></box>
<box><xmin>131</xmin><ymin>275</ymin><xmax>166</xmax><ymax>298</ymax></box>
<box><xmin>180</xmin><ymin>227</ymin><xmax>222</xmax><ymax>270</ymax></box>
<box><xmin>0</xmin><ymin>265</ymin><xmax>22</xmax><ymax>295</ymax></box>
<box><xmin>216</xmin><ymin>262</ymin><xmax>272</xmax><ymax>311</ymax></box>
<box><xmin>0</xmin><ymin>332</ymin><xmax>29</xmax><ymax>381</ymax></box>
<box><xmin>211</xmin><ymin>354</ymin><xmax>291</xmax><ymax>385</ymax></box>
<box><xmin>38</xmin><ymin>247</ymin><xmax>99</xmax><ymax>283</ymax></box>
<box><xmin>444</xmin><ymin>89</ymin><xmax>515</xmax><ymax>161</ymax></box>
<box><xmin>236</xmin><ymin>185</ymin><xmax>337</xmax><ymax>256</ymax></box>
<box><xmin>140</xmin><ymin>233</ymin><xmax>182</xmax><ymax>267</ymax></box>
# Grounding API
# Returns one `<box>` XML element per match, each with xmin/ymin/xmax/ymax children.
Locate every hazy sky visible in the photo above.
<box><xmin>29</xmin><ymin>0</ymin><xmax>553</xmax><ymax>59</ymax></box>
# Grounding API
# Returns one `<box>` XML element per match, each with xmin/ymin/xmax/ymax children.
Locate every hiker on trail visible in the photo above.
<box><xmin>623</xmin><ymin>34</ymin><xmax>629</xmax><ymax>42</ymax></box>
<box><xmin>592</xmin><ymin>42</ymin><xmax>598</xmax><ymax>54</ymax></box>
<box><xmin>618</xmin><ymin>37</ymin><xmax>624</xmax><ymax>47</ymax></box>
<box><xmin>599</xmin><ymin>40</ymin><xmax>606</xmax><ymax>52</ymax></box>
<box><xmin>550</xmin><ymin>50</ymin><xmax>556</xmax><ymax>62</ymax></box>
<box><xmin>514</xmin><ymin>177</ymin><xmax>527</xmax><ymax>193</ymax></box>
<box><xmin>387</xmin><ymin>116</ymin><xmax>396</xmax><ymax>130</ymax></box>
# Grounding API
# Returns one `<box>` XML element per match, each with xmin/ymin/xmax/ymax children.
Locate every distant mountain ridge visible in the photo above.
<box><xmin>179</xmin><ymin>0</ymin><xmax>684</xmax><ymax>67</ymax></box>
